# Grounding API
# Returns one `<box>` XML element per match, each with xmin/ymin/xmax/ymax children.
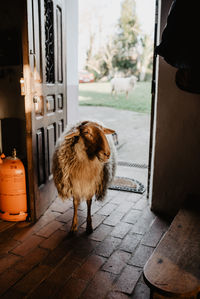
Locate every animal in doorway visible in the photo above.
<box><xmin>52</xmin><ymin>120</ymin><xmax>117</xmax><ymax>234</ymax></box>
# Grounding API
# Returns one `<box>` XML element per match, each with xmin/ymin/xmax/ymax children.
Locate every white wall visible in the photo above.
<box><xmin>65</xmin><ymin>0</ymin><xmax>79</xmax><ymax>123</ymax></box>
<box><xmin>150</xmin><ymin>0</ymin><xmax>200</xmax><ymax>218</ymax></box>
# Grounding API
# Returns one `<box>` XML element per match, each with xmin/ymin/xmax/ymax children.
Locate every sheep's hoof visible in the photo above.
<box><xmin>86</xmin><ymin>225</ymin><xmax>93</xmax><ymax>234</ymax></box>
<box><xmin>69</xmin><ymin>225</ymin><xmax>78</xmax><ymax>234</ymax></box>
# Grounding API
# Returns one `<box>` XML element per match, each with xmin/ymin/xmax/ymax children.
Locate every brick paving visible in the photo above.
<box><xmin>0</xmin><ymin>190</ymin><xmax>169</xmax><ymax>298</ymax></box>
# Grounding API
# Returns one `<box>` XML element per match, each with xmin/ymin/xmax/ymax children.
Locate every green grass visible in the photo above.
<box><xmin>79</xmin><ymin>81</ymin><xmax>151</xmax><ymax>113</ymax></box>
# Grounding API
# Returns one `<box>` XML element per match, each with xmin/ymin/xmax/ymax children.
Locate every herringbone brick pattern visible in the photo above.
<box><xmin>0</xmin><ymin>190</ymin><xmax>169</xmax><ymax>298</ymax></box>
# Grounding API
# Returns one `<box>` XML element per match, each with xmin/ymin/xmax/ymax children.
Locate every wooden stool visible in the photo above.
<box><xmin>143</xmin><ymin>209</ymin><xmax>200</xmax><ymax>299</ymax></box>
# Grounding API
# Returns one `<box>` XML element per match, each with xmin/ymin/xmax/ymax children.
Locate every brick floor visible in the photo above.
<box><xmin>0</xmin><ymin>189</ymin><xmax>169</xmax><ymax>298</ymax></box>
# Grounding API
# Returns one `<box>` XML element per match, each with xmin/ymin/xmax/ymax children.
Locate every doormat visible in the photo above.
<box><xmin>109</xmin><ymin>176</ymin><xmax>145</xmax><ymax>194</ymax></box>
<box><xmin>118</xmin><ymin>161</ymin><xmax>148</xmax><ymax>169</ymax></box>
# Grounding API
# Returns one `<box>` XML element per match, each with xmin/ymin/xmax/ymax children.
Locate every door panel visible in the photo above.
<box><xmin>42</xmin><ymin>0</ymin><xmax>55</xmax><ymax>84</ymax></box>
<box><xmin>58</xmin><ymin>119</ymin><xmax>64</xmax><ymax>138</ymax></box>
<box><xmin>24</xmin><ymin>0</ymin><xmax>66</xmax><ymax>220</ymax></box>
<box><xmin>46</xmin><ymin>95</ymin><xmax>56</xmax><ymax>113</ymax></box>
<box><xmin>47</xmin><ymin>123</ymin><xmax>56</xmax><ymax>177</ymax></box>
<box><xmin>36</xmin><ymin>128</ymin><xmax>46</xmax><ymax>186</ymax></box>
<box><xmin>56</xmin><ymin>5</ymin><xmax>63</xmax><ymax>83</ymax></box>
<box><xmin>57</xmin><ymin>94</ymin><xmax>63</xmax><ymax>110</ymax></box>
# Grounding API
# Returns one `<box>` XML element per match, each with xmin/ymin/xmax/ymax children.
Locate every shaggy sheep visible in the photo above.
<box><xmin>111</xmin><ymin>75</ymin><xmax>137</xmax><ymax>98</ymax></box>
<box><xmin>52</xmin><ymin>120</ymin><xmax>117</xmax><ymax>234</ymax></box>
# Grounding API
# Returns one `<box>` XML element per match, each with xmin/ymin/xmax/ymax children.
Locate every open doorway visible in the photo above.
<box><xmin>78</xmin><ymin>0</ymin><xmax>156</xmax><ymax>194</ymax></box>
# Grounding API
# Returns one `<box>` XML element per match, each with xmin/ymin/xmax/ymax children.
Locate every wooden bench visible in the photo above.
<box><xmin>143</xmin><ymin>208</ymin><xmax>200</xmax><ymax>299</ymax></box>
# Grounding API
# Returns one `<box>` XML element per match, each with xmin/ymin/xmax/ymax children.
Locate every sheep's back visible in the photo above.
<box><xmin>52</xmin><ymin>133</ymin><xmax>104</xmax><ymax>201</ymax></box>
<box><xmin>52</xmin><ymin>137</ymin><xmax>74</xmax><ymax>199</ymax></box>
<box><xmin>111</xmin><ymin>77</ymin><xmax>134</xmax><ymax>92</ymax></box>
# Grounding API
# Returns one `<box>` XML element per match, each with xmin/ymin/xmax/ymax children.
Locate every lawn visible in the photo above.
<box><xmin>79</xmin><ymin>81</ymin><xmax>151</xmax><ymax>113</ymax></box>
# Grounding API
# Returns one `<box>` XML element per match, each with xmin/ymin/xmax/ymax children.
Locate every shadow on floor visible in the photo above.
<box><xmin>0</xmin><ymin>190</ymin><xmax>169</xmax><ymax>298</ymax></box>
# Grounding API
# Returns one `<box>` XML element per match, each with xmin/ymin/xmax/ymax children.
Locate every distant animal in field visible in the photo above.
<box><xmin>110</xmin><ymin>75</ymin><xmax>137</xmax><ymax>98</ymax></box>
<box><xmin>52</xmin><ymin>120</ymin><xmax>117</xmax><ymax>234</ymax></box>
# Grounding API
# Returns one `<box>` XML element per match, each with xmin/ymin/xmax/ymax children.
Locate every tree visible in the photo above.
<box><xmin>85</xmin><ymin>38</ymin><xmax>117</xmax><ymax>80</ymax></box>
<box><xmin>82</xmin><ymin>0</ymin><xmax>153</xmax><ymax>81</ymax></box>
<box><xmin>136</xmin><ymin>34</ymin><xmax>153</xmax><ymax>81</ymax></box>
<box><xmin>113</xmin><ymin>0</ymin><xmax>140</xmax><ymax>75</ymax></box>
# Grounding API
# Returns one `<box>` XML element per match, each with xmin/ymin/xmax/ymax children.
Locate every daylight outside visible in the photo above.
<box><xmin>78</xmin><ymin>0</ymin><xmax>155</xmax><ymax>192</ymax></box>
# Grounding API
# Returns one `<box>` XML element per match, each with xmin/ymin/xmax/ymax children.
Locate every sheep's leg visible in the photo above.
<box><xmin>70</xmin><ymin>197</ymin><xmax>79</xmax><ymax>233</ymax></box>
<box><xmin>86</xmin><ymin>198</ymin><xmax>93</xmax><ymax>234</ymax></box>
<box><xmin>126</xmin><ymin>91</ymin><xmax>128</xmax><ymax>99</ymax></box>
<box><xmin>111</xmin><ymin>87</ymin><xmax>115</xmax><ymax>96</ymax></box>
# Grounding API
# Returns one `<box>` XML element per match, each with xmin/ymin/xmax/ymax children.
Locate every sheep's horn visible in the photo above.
<box><xmin>65</xmin><ymin>130</ymin><xmax>79</xmax><ymax>139</ymax></box>
<box><xmin>103</xmin><ymin>127</ymin><xmax>115</xmax><ymax>135</ymax></box>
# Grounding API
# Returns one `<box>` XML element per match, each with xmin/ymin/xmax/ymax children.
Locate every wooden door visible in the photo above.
<box><xmin>23</xmin><ymin>0</ymin><xmax>66</xmax><ymax>220</ymax></box>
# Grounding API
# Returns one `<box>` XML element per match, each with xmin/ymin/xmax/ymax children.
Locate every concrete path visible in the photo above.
<box><xmin>79</xmin><ymin>106</ymin><xmax>150</xmax><ymax>165</ymax></box>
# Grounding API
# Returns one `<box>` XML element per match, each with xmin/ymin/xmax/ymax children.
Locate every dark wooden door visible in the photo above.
<box><xmin>23</xmin><ymin>0</ymin><xmax>66</xmax><ymax>220</ymax></box>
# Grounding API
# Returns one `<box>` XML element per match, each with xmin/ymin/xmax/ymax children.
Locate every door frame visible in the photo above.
<box><xmin>22</xmin><ymin>0</ymin><xmax>36</xmax><ymax>221</ymax></box>
<box><xmin>147</xmin><ymin>0</ymin><xmax>160</xmax><ymax>199</ymax></box>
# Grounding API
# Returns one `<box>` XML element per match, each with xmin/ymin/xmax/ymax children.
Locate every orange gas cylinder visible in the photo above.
<box><xmin>0</xmin><ymin>149</ymin><xmax>28</xmax><ymax>221</ymax></box>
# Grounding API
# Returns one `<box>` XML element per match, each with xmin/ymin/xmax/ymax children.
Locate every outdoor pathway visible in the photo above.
<box><xmin>79</xmin><ymin>105</ymin><xmax>150</xmax><ymax>190</ymax></box>
<box><xmin>0</xmin><ymin>190</ymin><xmax>169</xmax><ymax>298</ymax></box>
<box><xmin>79</xmin><ymin>106</ymin><xmax>150</xmax><ymax>165</ymax></box>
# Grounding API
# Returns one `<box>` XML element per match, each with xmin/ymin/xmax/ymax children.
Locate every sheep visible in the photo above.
<box><xmin>52</xmin><ymin>120</ymin><xmax>117</xmax><ymax>234</ymax></box>
<box><xmin>110</xmin><ymin>75</ymin><xmax>137</xmax><ymax>99</ymax></box>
